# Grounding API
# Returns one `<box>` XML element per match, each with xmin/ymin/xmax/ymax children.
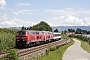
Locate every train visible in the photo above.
<box><xmin>16</xmin><ymin>30</ymin><xmax>62</xmax><ymax>48</ymax></box>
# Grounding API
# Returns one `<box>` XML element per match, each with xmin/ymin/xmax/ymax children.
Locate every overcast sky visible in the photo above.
<box><xmin>0</xmin><ymin>0</ymin><xmax>90</xmax><ymax>27</ymax></box>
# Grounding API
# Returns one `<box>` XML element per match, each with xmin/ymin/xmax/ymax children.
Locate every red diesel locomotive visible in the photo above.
<box><xmin>16</xmin><ymin>30</ymin><xmax>61</xmax><ymax>48</ymax></box>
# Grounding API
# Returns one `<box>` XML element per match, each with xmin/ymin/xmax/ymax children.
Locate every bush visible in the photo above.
<box><xmin>0</xmin><ymin>32</ymin><xmax>15</xmax><ymax>51</ymax></box>
<box><xmin>50</xmin><ymin>46</ymin><xmax>57</xmax><ymax>51</ymax></box>
<box><xmin>68</xmin><ymin>34</ymin><xmax>90</xmax><ymax>44</ymax></box>
<box><xmin>46</xmin><ymin>46</ymin><xmax>50</xmax><ymax>55</ymax></box>
<box><xmin>0</xmin><ymin>28</ymin><xmax>18</xmax><ymax>51</ymax></box>
<box><xmin>46</xmin><ymin>46</ymin><xmax>57</xmax><ymax>55</ymax></box>
<box><xmin>5</xmin><ymin>49</ymin><xmax>18</xmax><ymax>60</ymax></box>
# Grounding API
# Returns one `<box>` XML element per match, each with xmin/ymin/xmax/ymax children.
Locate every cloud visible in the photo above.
<box><xmin>18</xmin><ymin>10</ymin><xmax>32</xmax><ymax>14</ymax></box>
<box><xmin>0</xmin><ymin>14</ymin><xmax>8</xmax><ymax>21</ymax></box>
<box><xmin>12</xmin><ymin>11</ymin><xmax>19</xmax><ymax>15</ymax></box>
<box><xmin>0</xmin><ymin>14</ymin><xmax>37</xmax><ymax>27</ymax></box>
<box><xmin>12</xmin><ymin>9</ymin><xmax>37</xmax><ymax>15</ymax></box>
<box><xmin>82</xmin><ymin>17</ymin><xmax>90</xmax><ymax>26</ymax></box>
<box><xmin>0</xmin><ymin>0</ymin><xmax>6</xmax><ymax>7</ymax></box>
<box><xmin>1</xmin><ymin>14</ymin><xmax>90</xmax><ymax>27</ymax></box>
<box><xmin>15</xmin><ymin>3</ymin><xmax>30</xmax><ymax>6</ymax></box>
<box><xmin>49</xmin><ymin>15</ymin><xmax>87</xmax><ymax>26</ymax></box>
<box><xmin>45</xmin><ymin>8</ymin><xmax>90</xmax><ymax>15</ymax></box>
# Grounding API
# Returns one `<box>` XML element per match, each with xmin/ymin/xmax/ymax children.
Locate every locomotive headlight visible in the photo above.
<box><xmin>17</xmin><ymin>40</ymin><xmax>19</xmax><ymax>41</ymax></box>
<box><xmin>23</xmin><ymin>40</ymin><xmax>25</xmax><ymax>41</ymax></box>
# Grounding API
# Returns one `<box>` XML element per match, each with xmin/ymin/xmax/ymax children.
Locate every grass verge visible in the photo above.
<box><xmin>76</xmin><ymin>38</ymin><xmax>90</xmax><ymax>53</ymax></box>
<box><xmin>39</xmin><ymin>39</ymin><xmax>74</xmax><ymax>60</ymax></box>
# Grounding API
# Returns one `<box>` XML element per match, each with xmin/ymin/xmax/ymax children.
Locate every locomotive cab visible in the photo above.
<box><xmin>16</xmin><ymin>30</ymin><xmax>28</xmax><ymax>48</ymax></box>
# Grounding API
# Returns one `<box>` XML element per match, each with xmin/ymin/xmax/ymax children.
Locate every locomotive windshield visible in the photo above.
<box><xmin>17</xmin><ymin>31</ymin><xmax>26</xmax><ymax>35</ymax></box>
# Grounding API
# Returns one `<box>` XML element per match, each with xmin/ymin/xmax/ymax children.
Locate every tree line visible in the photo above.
<box><xmin>61</xmin><ymin>28</ymin><xmax>90</xmax><ymax>34</ymax></box>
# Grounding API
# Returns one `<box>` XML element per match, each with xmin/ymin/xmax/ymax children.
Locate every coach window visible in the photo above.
<box><xmin>33</xmin><ymin>32</ymin><xmax>36</xmax><ymax>34</ymax></box>
<box><xmin>36</xmin><ymin>32</ymin><xmax>39</xmax><ymax>34</ymax></box>
<box><xmin>29</xmin><ymin>31</ymin><xmax>33</xmax><ymax>34</ymax></box>
<box><xmin>40</xmin><ymin>32</ymin><xmax>43</xmax><ymax>34</ymax></box>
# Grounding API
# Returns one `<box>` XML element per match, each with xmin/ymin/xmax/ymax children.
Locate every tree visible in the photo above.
<box><xmin>87</xmin><ymin>31</ymin><xmax>90</xmax><ymax>34</ymax></box>
<box><xmin>68</xmin><ymin>28</ymin><xmax>75</xmax><ymax>32</ymax></box>
<box><xmin>22</xmin><ymin>26</ymin><xmax>25</xmax><ymax>30</ymax></box>
<box><xmin>61</xmin><ymin>31</ymin><xmax>64</xmax><ymax>34</ymax></box>
<box><xmin>30</xmin><ymin>21</ymin><xmax>52</xmax><ymax>31</ymax></box>
<box><xmin>81</xmin><ymin>30</ymin><xmax>87</xmax><ymax>34</ymax></box>
<box><xmin>76</xmin><ymin>28</ymin><xmax>81</xmax><ymax>34</ymax></box>
<box><xmin>64</xmin><ymin>30</ymin><xmax>67</xmax><ymax>34</ymax></box>
<box><xmin>54</xmin><ymin>29</ymin><xmax>59</xmax><ymax>32</ymax></box>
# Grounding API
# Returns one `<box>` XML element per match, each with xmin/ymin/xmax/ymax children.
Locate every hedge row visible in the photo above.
<box><xmin>68</xmin><ymin>34</ymin><xmax>90</xmax><ymax>44</ymax></box>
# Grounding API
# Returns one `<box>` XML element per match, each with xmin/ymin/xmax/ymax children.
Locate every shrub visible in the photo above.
<box><xmin>5</xmin><ymin>49</ymin><xmax>19</xmax><ymax>60</ymax></box>
<box><xmin>0</xmin><ymin>28</ymin><xmax>18</xmax><ymax>51</ymax></box>
<box><xmin>0</xmin><ymin>32</ymin><xmax>15</xmax><ymax>51</ymax></box>
<box><xmin>50</xmin><ymin>46</ymin><xmax>57</xmax><ymax>51</ymax></box>
<box><xmin>68</xmin><ymin>34</ymin><xmax>90</xmax><ymax>44</ymax></box>
<box><xmin>46</xmin><ymin>46</ymin><xmax>50</xmax><ymax>55</ymax></box>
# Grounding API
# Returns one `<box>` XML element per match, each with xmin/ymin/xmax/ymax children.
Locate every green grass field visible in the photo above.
<box><xmin>39</xmin><ymin>39</ymin><xmax>74</xmax><ymax>60</ymax></box>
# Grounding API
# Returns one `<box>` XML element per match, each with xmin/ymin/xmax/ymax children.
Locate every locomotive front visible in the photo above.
<box><xmin>16</xmin><ymin>30</ymin><xmax>28</xmax><ymax>48</ymax></box>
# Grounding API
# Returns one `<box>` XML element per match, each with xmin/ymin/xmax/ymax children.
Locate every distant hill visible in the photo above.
<box><xmin>52</xmin><ymin>26</ymin><xmax>90</xmax><ymax>32</ymax></box>
<box><xmin>8</xmin><ymin>26</ymin><xmax>90</xmax><ymax>32</ymax></box>
<box><xmin>8</xmin><ymin>27</ymin><xmax>21</xmax><ymax>30</ymax></box>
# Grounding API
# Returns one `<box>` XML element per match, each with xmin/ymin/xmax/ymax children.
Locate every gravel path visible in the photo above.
<box><xmin>62</xmin><ymin>38</ymin><xmax>90</xmax><ymax>60</ymax></box>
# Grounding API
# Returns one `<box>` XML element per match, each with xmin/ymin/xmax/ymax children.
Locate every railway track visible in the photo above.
<box><xmin>18</xmin><ymin>38</ymin><xmax>70</xmax><ymax>57</ymax></box>
<box><xmin>0</xmin><ymin>50</ymin><xmax>8</xmax><ymax>58</ymax></box>
<box><xmin>0</xmin><ymin>38</ymin><xmax>70</xmax><ymax>59</ymax></box>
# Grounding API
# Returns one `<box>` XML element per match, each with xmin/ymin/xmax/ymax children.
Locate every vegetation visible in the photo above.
<box><xmin>63</xmin><ymin>28</ymin><xmax>90</xmax><ymax>34</ymax></box>
<box><xmin>54</xmin><ymin>29</ymin><xmax>59</xmax><ymax>32</ymax></box>
<box><xmin>68</xmin><ymin>35</ymin><xmax>90</xmax><ymax>42</ymax></box>
<box><xmin>5</xmin><ymin>49</ymin><xmax>18</xmax><ymax>60</ymax></box>
<box><xmin>80</xmin><ymin>39</ymin><xmax>90</xmax><ymax>52</ymax></box>
<box><xmin>0</xmin><ymin>28</ymin><xmax>18</xmax><ymax>51</ymax></box>
<box><xmin>22</xmin><ymin>26</ymin><xmax>25</xmax><ymax>30</ymax></box>
<box><xmin>46</xmin><ymin>46</ymin><xmax>57</xmax><ymax>55</ymax></box>
<box><xmin>39</xmin><ymin>39</ymin><xmax>74</xmax><ymax>60</ymax></box>
<box><xmin>30</xmin><ymin>21</ymin><xmax>52</xmax><ymax>31</ymax></box>
<box><xmin>62</xmin><ymin>34</ymin><xmax>69</xmax><ymax>39</ymax></box>
<box><xmin>68</xmin><ymin>28</ymin><xmax>75</xmax><ymax>32</ymax></box>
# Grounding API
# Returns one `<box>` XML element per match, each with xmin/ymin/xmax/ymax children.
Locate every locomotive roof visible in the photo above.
<box><xmin>18</xmin><ymin>30</ymin><xmax>52</xmax><ymax>33</ymax></box>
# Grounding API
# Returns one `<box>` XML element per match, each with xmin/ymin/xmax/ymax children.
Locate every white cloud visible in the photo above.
<box><xmin>0</xmin><ymin>14</ymin><xmax>8</xmax><ymax>21</ymax></box>
<box><xmin>0</xmin><ymin>0</ymin><xmax>6</xmax><ymax>7</ymax></box>
<box><xmin>12</xmin><ymin>11</ymin><xmax>19</xmax><ymax>15</ymax></box>
<box><xmin>82</xmin><ymin>17</ymin><xmax>90</xmax><ymax>26</ymax></box>
<box><xmin>0</xmin><ymin>14</ymin><xmax>37</xmax><ymax>27</ymax></box>
<box><xmin>15</xmin><ymin>3</ymin><xmax>30</xmax><ymax>6</ymax></box>
<box><xmin>18</xmin><ymin>10</ymin><xmax>32</xmax><ymax>14</ymax></box>
<box><xmin>49</xmin><ymin>15</ymin><xmax>86</xmax><ymax>26</ymax></box>
<box><xmin>1</xmin><ymin>14</ymin><xmax>90</xmax><ymax>27</ymax></box>
<box><xmin>12</xmin><ymin>9</ymin><xmax>37</xmax><ymax>15</ymax></box>
<box><xmin>45</xmin><ymin>8</ymin><xmax>90</xmax><ymax>15</ymax></box>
